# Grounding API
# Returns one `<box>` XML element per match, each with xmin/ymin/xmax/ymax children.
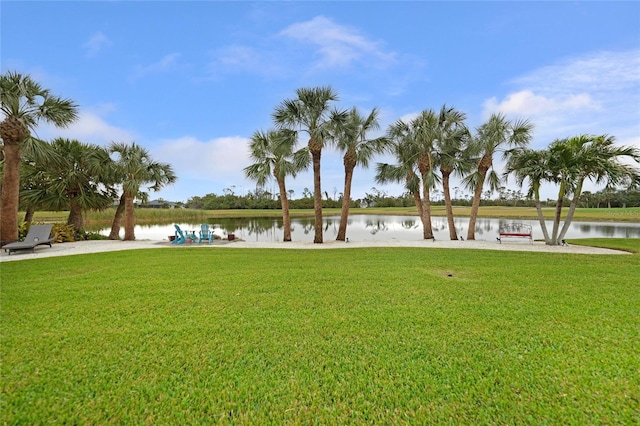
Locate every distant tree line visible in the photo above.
<box><xmin>185</xmin><ymin>185</ymin><xmax>639</xmax><ymax>210</ymax></box>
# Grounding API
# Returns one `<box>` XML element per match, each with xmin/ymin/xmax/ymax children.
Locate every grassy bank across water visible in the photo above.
<box><xmin>29</xmin><ymin>206</ymin><xmax>640</xmax><ymax>227</ymax></box>
<box><xmin>2</xmin><ymin>245</ymin><xmax>639</xmax><ymax>423</ymax></box>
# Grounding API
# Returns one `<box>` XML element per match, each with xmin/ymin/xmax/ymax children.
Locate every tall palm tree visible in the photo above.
<box><xmin>433</xmin><ymin>105</ymin><xmax>472</xmax><ymax>240</ymax></box>
<box><xmin>1</xmin><ymin>137</ymin><xmax>60</xmax><ymax>225</ymax></box>
<box><xmin>108</xmin><ymin>193</ymin><xmax>127</xmax><ymax>240</ymax></box>
<box><xmin>272</xmin><ymin>86</ymin><xmax>347</xmax><ymax>243</ymax></box>
<box><xmin>504</xmin><ymin>147</ymin><xmax>553</xmax><ymax>242</ymax></box>
<box><xmin>376</xmin><ymin>139</ymin><xmax>423</xmax><ymax>219</ymax></box>
<box><xmin>380</xmin><ymin>111</ymin><xmax>439</xmax><ymax>240</ymax></box>
<box><xmin>550</xmin><ymin>135</ymin><xmax>640</xmax><ymax>245</ymax></box>
<box><xmin>244</xmin><ymin>129</ymin><xmax>310</xmax><ymax>242</ymax></box>
<box><xmin>0</xmin><ymin>71</ymin><xmax>78</xmax><ymax>244</ymax></box>
<box><xmin>546</xmin><ymin>137</ymin><xmax>581</xmax><ymax>244</ymax></box>
<box><xmin>332</xmin><ymin>107</ymin><xmax>388</xmax><ymax>241</ymax></box>
<box><xmin>464</xmin><ymin>113</ymin><xmax>533</xmax><ymax>240</ymax></box>
<box><xmin>108</xmin><ymin>142</ymin><xmax>176</xmax><ymax>241</ymax></box>
<box><xmin>413</xmin><ymin>110</ymin><xmax>442</xmax><ymax>240</ymax></box>
<box><xmin>21</xmin><ymin>138</ymin><xmax>115</xmax><ymax>232</ymax></box>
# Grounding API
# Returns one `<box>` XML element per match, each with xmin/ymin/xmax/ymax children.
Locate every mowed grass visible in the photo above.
<box><xmin>2</xmin><ymin>246</ymin><xmax>639</xmax><ymax>424</ymax></box>
<box><xmin>567</xmin><ymin>237</ymin><xmax>640</xmax><ymax>254</ymax></box>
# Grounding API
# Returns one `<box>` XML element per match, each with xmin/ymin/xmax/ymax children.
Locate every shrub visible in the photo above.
<box><xmin>82</xmin><ymin>231</ymin><xmax>108</xmax><ymax>241</ymax></box>
<box><xmin>17</xmin><ymin>222</ymin><xmax>30</xmax><ymax>240</ymax></box>
<box><xmin>50</xmin><ymin>223</ymin><xmax>76</xmax><ymax>242</ymax></box>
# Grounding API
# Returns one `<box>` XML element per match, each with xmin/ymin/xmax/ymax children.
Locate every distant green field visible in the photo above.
<box><xmin>30</xmin><ymin>206</ymin><xmax>640</xmax><ymax>226</ymax></box>
<box><xmin>2</xmin><ymin>244</ymin><xmax>638</xmax><ymax>424</ymax></box>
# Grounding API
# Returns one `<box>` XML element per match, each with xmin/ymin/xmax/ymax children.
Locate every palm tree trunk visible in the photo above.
<box><xmin>550</xmin><ymin>181</ymin><xmax>566</xmax><ymax>245</ymax></box>
<box><xmin>413</xmin><ymin>191</ymin><xmax>423</xmax><ymax>218</ymax></box>
<box><xmin>311</xmin><ymin>145</ymin><xmax>323</xmax><ymax>244</ymax></box>
<box><xmin>124</xmin><ymin>192</ymin><xmax>136</xmax><ymax>241</ymax></box>
<box><xmin>277</xmin><ymin>178</ymin><xmax>292</xmax><ymax>242</ymax></box>
<box><xmin>557</xmin><ymin>179</ymin><xmax>584</xmax><ymax>242</ymax></box>
<box><xmin>0</xmin><ymin>140</ymin><xmax>21</xmax><ymax>244</ymax></box>
<box><xmin>421</xmin><ymin>180</ymin><xmax>434</xmax><ymax>240</ymax></box>
<box><xmin>467</xmin><ymin>165</ymin><xmax>489</xmax><ymax>241</ymax></box>
<box><xmin>0</xmin><ymin>117</ymin><xmax>28</xmax><ymax>244</ymax></box>
<box><xmin>23</xmin><ymin>205</ymin><xmax>35</xmax><ymax>225</ymax></box>
<box><xmin>67</xmin><ymin>198</ymin><xmax>84</xmax><ymax>233</ymax></box>
<box><xmin>337</xmin><ymin>161</ymin><xmax>355</xmax><ymax>241</ymax></box>
<box><xmin>533</xmin><ymin>188</ymin><xmax>550</xmax><ymax>243</ymax></box>
<box><xmin>109</xmin><ymin>193</ymin><xmax>125</xmax><ymax>240</ymax></box>
<box><xmin>441</xmin><ymin>170</ymin><xmax>458</xmax><ymax>240</ymax></box>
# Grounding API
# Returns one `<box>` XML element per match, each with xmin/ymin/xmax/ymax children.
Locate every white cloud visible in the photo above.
<box><xmin>35</xmin><ymin>109</ymin><xmax>135</xmax><ymax>146</ymax></box>
<box><xmin>83</xmin><ymin>32</ymin><xmax>113</xmax><ymax>57</ymax></box>
<box><xmin>205</xmin><ymin>16</ymin><xmax>415</xmax><ymax>87</ymax></box>
<box><xmin>130</xmin><ymin>53</ymin><xmax>183</xmax><ymax>80</ymax></box>
<box><xmin>279</xmin><ymin>15</ymin><xmax>396</xmax><ymax>70</ymax></box>
<box><xmin>482</xmin><ymin>90</ymin><xmax>598</xmax><ymax>118</ymax></box>
<box><xmin>218</xmin><ymin>45</ymin><xmax>257</xmax><ymax>67</ymax></box>
<box><xmin>481</xmin><ymin>49</ymin><xmax>640</xmax><ymax>200</ymax></box>
<box><xmin>515</xmin><ymin>50</ymin><xmax>640</xmax><ymax>94</ymax></box>
<box><xmin>397</xmin><ymin>111</ymin><xmax>420</xmax><ymax>124</ymax></box>
<box><xmin>153</xmin><ymin>135</ymin><xmax>251</xmax><ymax>181</ymax></box>
<box><xmin>482</xmin><ymin>49</ymin><xmax>640</xmax><ymax>150</ymax></box>
<box><xmin>207</xmin><ymin>44</ymin><xmax>283</xmax><ymax>78</ymax></box>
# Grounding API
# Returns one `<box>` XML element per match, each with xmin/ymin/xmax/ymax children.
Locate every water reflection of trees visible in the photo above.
<box><xmin>578</xmin><ymin>223</ymin><xmax>640</xmax><ymax>238</ymax></box>
<box><xmin>200</xmin><ymin>215</ymin><xmax>640</xmax><ymax>241</ymax></box>
<box><xmin>297</xmin><ymin>217</ymin><xmax>315</xmax><ymax>235</ymax></box>
<box><xmin>212</xmin><ymin>217</ymin><xmax>283</xmax><ymax>240</ymax></box>
<box><xmin>401</xmin><ymin>220</ymin><xmax>418</xmax><ymax>229</ymax></box>
<box><xmin>365</xmin><ymin>219</ymin><xmax>388</xmax><ymax>235</ymax></box>
<box><xmin>431</xmin><ymin>218</ymin><xmax>448</xmax><ymax>233</ymax></box>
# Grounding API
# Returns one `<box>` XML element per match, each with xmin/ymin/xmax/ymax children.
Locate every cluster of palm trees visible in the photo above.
<box><xmin>506</xmin><ymin>135</ymin><xmax>640</xmax><ymax>245</ymax></box>
<box><xmin>4</xmin><ymin>74</ymin><xmax>637</xmax><ymax>247</ymax></box>
<box><xmin>0</xmin><ymin>71</ymin><xmax>176</xmax><ymax>243</ymax></box>
<box><xmin>245</xmin><ymin>86</ymin><xmax>388</xmax><ymax>243</ymax></box>
<box><xmin>245</xmin><ymin>85</ymin><xmax>639</xmax><ymax>245</ymax></box>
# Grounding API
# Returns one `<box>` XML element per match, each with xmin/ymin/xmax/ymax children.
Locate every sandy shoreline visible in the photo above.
<box><xmin>0</xmin><ymin>237</ymin><xmax>629</xmax><ymax>262</ymax></box>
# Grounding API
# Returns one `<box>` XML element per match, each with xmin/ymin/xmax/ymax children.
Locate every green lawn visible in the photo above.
<box><xmin>567</xmin><ymin>237</ymin><xmax>640</xmax><ymax>254</ymax></box>
<box><xmin>2</xmin><ymin>245</ymin><xmax>639</xmax><ymax>424</ymax></box>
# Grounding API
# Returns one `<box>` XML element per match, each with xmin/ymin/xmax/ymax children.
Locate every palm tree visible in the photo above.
<box><xmin>375</xmin><ymin>143</ymin><xmax>423</xmax><ymax>218</ymax></box>
<box><xmin>332</xmin><ymin>107</ymin><xmax>388</xmax><ymax>241</ymax></box>
<box><xmin>244</xmin><ymin>129</ymin><xmax>310</xmax><ymax>242</ymax></box>
<box><xmin>107</xmin><ymin>193</ymin><xmax>127</xmax><ymax>240</ymax></box>
<box><xmin>21</xmin><ymin>138</ymin><xmax>115</xmax><ymax>232</ymax></box>
<box><xmin>550</xmin><ymin>135</ymin><xmax>640</xmax><ymax>245</ymax></box>
<box><xmin>1</xmin><ymin>137</ymin><xmax>60</xmax><ymax>225</ymax></box>
<box><xmin>0</xmin><ymin>71</ymin><xmax>78</xmax><ymax>243</ymax></box>
<box><xmin>272</xmin><ymin>86</ymin><xmax>347</xmax><ymax>243</ymax></box>
<box><xmin>108</xmin><ymin>142</ymin><xmax>176</xmax><ymax>241</ymax></box>
<box><xmin>545</xmin><ymin>137</ymin><xmax>578</xmax><ymax>244</ymax></box>
<box><xmin>504</xmin><ymin>148</ymin><xmax>553</xmax><ymax>242</ymax></box>
<box><xmin>464</xmin><ymin>113</ymin><xmax>533</xmax><ymax>240</ymax></box>
<box><xmin>379</xmin><ymin>111</ymin><xmax>440</xmax><ymax>240</ymax></box>
<box><xmin>433</xmin><ymin>105</ymin><xmax>472</xmax><ymax>240</ymax></box>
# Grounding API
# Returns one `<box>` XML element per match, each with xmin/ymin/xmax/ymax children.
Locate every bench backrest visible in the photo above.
<box><xmin>499</xmin><ymin>223</ymin><xmax>532</xmax><ymax>235</ymax></box>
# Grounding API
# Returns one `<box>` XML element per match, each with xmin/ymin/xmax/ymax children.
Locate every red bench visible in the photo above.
<box><xmin>498</xmin><ymin>223</ymin><xmax>533</xmax><ymax>244</ymax></box>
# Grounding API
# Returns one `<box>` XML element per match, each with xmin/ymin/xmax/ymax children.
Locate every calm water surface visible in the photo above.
<box><xmin>101</xmin><ymin>215</ymin><xmax>640</xmax><ymax>242</ymax></box>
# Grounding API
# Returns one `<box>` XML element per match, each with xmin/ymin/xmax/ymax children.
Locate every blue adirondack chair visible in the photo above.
<box><xmin>198</xmin><ymin>224</ymin><xmax>215</xmax><ymax>244</ymax></box>
<box><xmin>172</xmin><ymin>225</ymin><xmax>186</xmax><ymax>244</ymax></box>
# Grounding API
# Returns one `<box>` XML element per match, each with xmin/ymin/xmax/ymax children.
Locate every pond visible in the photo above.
<box><xmin>99</xmin><ymin>215</ymin><xmax>640</xmax><ymax>242</ymax></box>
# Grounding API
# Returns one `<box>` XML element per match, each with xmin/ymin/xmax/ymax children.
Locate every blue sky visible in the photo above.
<box><xmin>2</xmin><ymin>1</ymin><xmax>639</xmax><ymax>203</ymax></box>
